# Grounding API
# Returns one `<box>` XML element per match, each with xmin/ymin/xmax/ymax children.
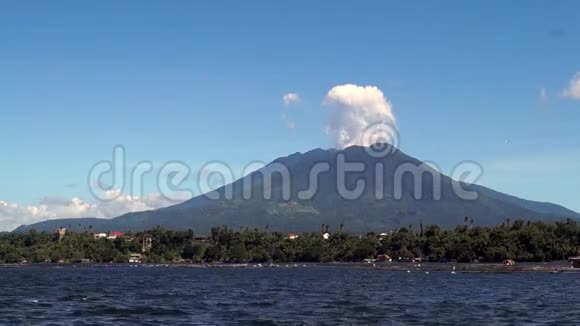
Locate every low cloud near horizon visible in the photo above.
<box><xmin>0</xmin><ymin>191</ymin><xmax>191</xmax><ymax>232</ymax></box>
<box><xmin>324</xmin><ymin>84</ymin><xmax>397</xmax><ymax>149</ymax></box>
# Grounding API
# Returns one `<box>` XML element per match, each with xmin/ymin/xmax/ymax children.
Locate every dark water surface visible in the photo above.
<box><xmin>0</xmin><ymin>266</ymin><xmax>578</xmax><ymax>325</ymax></box>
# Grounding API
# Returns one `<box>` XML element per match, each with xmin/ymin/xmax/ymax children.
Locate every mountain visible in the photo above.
<box><xmin>14</xmin><ymin>145</ymin><xmax>580</xmax><ymax>233</ymax></box>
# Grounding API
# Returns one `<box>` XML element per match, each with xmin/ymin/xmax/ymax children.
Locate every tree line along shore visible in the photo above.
<box><xmin>0</xmin><ymin>219</ymin><xmax>578</xmax><ymax>264</ymax></box>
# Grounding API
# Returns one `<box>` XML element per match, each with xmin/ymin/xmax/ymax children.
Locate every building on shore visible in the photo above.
<box><xmin>570</xmin><ymin>256</ymin><xmax>580</xmax><ymax>268</ymax></box>
<box><xmin>93</xmin><ymin>231</ymin><xmax>124</xmax><ymax>240</ymax></box>
<box><xmin>107</xmin><ymin>231</ymin><xmax>124</xmax><ymax>240</ymax></box>
<box><xmin>377</xmin><ymin>254</ymin><xmax>392</xmax><ymax>262</ymax></box>
<box><xmin>503</xmin><ymin>259</ymin><xmax>516</xmax><ymax>266</ymax></box>
<box><xmin>194</xmin><ymin>236</ymin><xmax>208</xmax><ymax>242</ymax></box>
<box><xmin>287</xmin><ymin>233</ymin><xmax>299</xmax><ymax>240</ymax></box>
<box><xmin>55</xmin><ymin>228</ymin><xmax>66</xmax><ymax>242</ymax></box>
<box><xmin>129</xmin><ymin>253</ymin><xmax>142</xmax><ymax>263</ymax></box>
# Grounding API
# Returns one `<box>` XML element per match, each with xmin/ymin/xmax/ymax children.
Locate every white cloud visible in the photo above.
<box><xmin>282</xmin><ymin>93</ymin><xmax>301</xmax><ymax>105</ymax></box>
<box><xmin>280</xmin><ymin>112</ymin><xmax>296</xmax><ymax>129</ymax></box>
<box><xmin>324</xmin><ymin>84</ymin><xmax>397</xmax><ymax>149</ymax></box>
<box><xmin>561</xmin><ymin>73</ymin><xmax>580</xmax><ymax>100</ymax></box>
<box><xmin>538</xmin><ymin>87</ymin><xmax>550</xmax><ymax>110</ymax></box>
<box><xmin>0</xmin><ymin>190</ymin><xmax>191</xmax><ymax>232</ymax></box>
<box><xmin>539</xmin><ymin>87</ymin><xmax>548</xmax><ymax>103</ymax></box>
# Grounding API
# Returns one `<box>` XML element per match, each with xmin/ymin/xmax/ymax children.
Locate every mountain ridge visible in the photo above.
<box><xmin>13</xmin><ymin>145</ymin><xmax>579</xmax><ymax>233</ymax></box>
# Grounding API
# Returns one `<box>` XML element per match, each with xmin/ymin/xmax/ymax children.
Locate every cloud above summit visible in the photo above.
<box><xmin>323</xmin><ymin>84</ymin><xmax>397</xmax><ymax>149</ymax></box>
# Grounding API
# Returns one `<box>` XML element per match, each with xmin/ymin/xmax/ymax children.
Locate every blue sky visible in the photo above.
<box><xmin>0</xmin><ymin>1</ymin><xmax>579</xmax><ymax>229</ymax></box>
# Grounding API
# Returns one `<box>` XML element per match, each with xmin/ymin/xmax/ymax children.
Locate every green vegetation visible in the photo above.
<box><xmin>1</xmin><ymin>219</ymin><xmax>578</xmax><ymax>264</ymax></box>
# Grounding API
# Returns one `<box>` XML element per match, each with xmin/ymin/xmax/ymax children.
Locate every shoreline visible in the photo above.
<box><xmin>2</xmin><ymin>261</ymin><xmax>578</xmax><ymax>273</ymax></box>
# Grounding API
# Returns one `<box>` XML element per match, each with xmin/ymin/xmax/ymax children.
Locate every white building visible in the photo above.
<box><xmin>129</xmin><ymin>253</ymin><xmax>142</xmax><ymax>263</ymax></box>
